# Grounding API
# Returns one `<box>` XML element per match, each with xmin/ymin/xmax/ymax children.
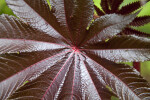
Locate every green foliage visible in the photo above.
<box><xmin>111</xmin><ymin>96</ymin><xmax>119</xmax><ymax>100</ymax></box>
<box><xmin>0</xmin><ymin>0</ymin><xmax>14</xmax><ymax>15</ymax></box>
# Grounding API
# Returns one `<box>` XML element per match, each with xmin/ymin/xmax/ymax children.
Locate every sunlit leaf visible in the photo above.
<box><xmin>0</xmin><ymin>0</ymin><xmax>150</xmax><ymax>99</ymax></box>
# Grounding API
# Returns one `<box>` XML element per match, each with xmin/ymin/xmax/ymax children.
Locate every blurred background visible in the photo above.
<box><xmin>0</xmin><ymin>0</ymin><xmax>150</xmax><ymax>82</ymax></box>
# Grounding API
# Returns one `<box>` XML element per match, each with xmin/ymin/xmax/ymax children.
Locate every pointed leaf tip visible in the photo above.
<box><xmin>83</xmin><ymin>11</ymin><xmax>139</xmax><ymax>45</ymax></box>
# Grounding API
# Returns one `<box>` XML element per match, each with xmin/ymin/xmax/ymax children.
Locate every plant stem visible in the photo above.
<box><xmin>133</xmin><ymin>62</ymin><xmax>140</xmax><ymax>72</ymax></box>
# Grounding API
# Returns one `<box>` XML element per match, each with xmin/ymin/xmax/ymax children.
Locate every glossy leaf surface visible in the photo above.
<box><xmin>82</xmin><ymin>12</ymin><xmax>139</xmax><ymax>44</ymax></box>
<box><xmin>82</xmin><ymin>35</ymin><xmax>150</xmax><ymax>62</ymax></box>
<box><xmin>94</xmin><ymin>0</ymin><xmax>150</xmax><ymax>38</ymax></box>
<box><xmin>0</xmin><ymin>0</ymin><xmax>150</xmax><ymax>100</ymax></box>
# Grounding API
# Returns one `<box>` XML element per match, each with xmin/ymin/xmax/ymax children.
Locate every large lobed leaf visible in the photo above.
<box><xmin>0</xmin><ymin>0</ymin><xmax>150</xmax><ymax>99</ymax></box>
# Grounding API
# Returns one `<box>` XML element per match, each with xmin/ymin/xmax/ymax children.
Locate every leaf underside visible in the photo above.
<box><xmin>0</xmin><ymin>0</ymin><xmax>150</xmax><ymax>100</ymax></box>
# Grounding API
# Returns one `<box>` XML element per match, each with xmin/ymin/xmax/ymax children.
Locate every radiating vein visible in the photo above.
<box><xmin>82</xmin><ymin>52</ymin><xmax>150</xmax><ymax>99</ymax></box>
<box><xmin>0</xmin><ymin>38</ymin><xmax>69</xmax><ymax>54</ymax></box>
<box><xmin>41</xmin><ymin>52</ymin><xmax>74</xmax><ymax>100</ymax></box>
<box><xmin>6</xmin><ymin>0</ymin><xmax>71</xmax><ymax>45</ymax></box>
<box><xmin>0</xmin><ymin>50</ymin><xmax>71</xmax><ymax>100</ymax></box>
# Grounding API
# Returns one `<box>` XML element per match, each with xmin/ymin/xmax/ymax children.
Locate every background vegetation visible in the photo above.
<box><xmin>0</xmin><ymin>0</ymin><xmax>150</xmax><ymax>82</ymax></box>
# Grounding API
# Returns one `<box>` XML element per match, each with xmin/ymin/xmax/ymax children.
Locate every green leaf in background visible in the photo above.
<box><xmin>111</xmin><ymin>96</ymin><xmax>119</xmax><ymax>100</ymax></box>
<box><xmin>0</xmin><ymin>0</ymin><xmax>14</xmax><ymax>15</ymax></box>
<box><xmin>135</xmin><ymin>1</ymin><xmax>150</xmax><ymax>33</ymax></box>
<box><xmin>141</xmin><ymin>61</ymin><xmax>150</xmax><ymax>81</ymax></box>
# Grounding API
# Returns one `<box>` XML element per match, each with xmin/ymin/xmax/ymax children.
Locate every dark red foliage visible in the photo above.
<box><xmin>95</xmin><ymin>0</ymin><xmax>150</xmax><ymax>37</ymax></box>
<box><xmin>0</xmin><ymin>0</ymin><xmax>150</xmax><ymax>100</ymax></box>
<box><xmin>95</xmin><ymin>0</ymin><xmax>150</xmax><ymax>72</ymax></box>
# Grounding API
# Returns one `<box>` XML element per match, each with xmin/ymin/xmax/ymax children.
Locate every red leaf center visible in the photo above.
<box><xmin>72</xmin><ymin>46</ymin><xmax>79</xmax><ymax>53</ymax></box>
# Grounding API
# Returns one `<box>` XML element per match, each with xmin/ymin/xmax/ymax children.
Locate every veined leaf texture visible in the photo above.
<box><xmin>0</xmin><ymin>0</ymin><xmax>150</xmax><ymax>100</ymax></box>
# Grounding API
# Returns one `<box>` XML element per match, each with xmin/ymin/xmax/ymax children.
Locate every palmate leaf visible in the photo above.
<box><xmin>0</xmin><ymin>0</ymin><xmax>150</xmax><ymax>99</ymax></box>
